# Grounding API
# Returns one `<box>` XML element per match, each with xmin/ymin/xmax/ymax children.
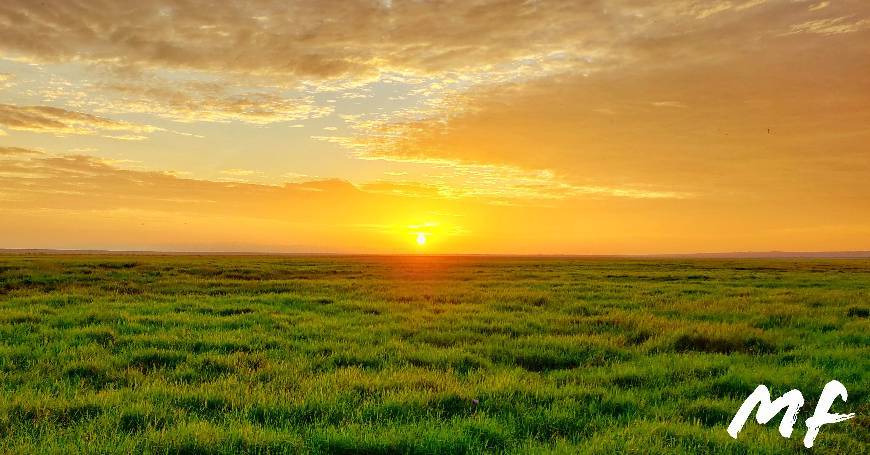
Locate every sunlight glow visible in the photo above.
<box><xmin>2</xmin><ymin>0</ymin><xmax>868</xmax><ymax>255</ymax></box>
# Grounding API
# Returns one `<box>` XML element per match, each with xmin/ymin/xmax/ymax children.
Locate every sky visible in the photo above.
<box><xmin>0</xmin><ymin>0</ymin><xmax>868</xmax><ymax>254</ymax></box>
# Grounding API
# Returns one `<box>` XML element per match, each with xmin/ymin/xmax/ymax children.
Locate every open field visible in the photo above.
<box><xmin>0</xmin><ymin>255</ymin><xmax>867</xmax><ymax>453</ymax></box>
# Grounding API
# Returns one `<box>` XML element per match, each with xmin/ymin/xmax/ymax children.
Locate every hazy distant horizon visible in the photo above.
<box><xmin>4</xmin><ymin>247</ymin><xmax>870</xmax><ymax>259</ymax></box>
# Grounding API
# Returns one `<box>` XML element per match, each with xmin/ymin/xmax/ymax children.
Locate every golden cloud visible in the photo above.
<box><xmin>345</xmin><ymin>12</ymin><xmax>870</xmax><ymax>200</ymax></box>
<box><xmin>784</xmin><ymin>16</ymin><xmax>870</xmax><ymax>35</ymax></box>
<box><xmin>4</xmin><ymin>0</ymin><xmax>864</xmax><ymax>83</ymax></box>
<box><xmin>1</xmin><ymin>0</ymin><xmax>866</xmax><ymax>132</ymax></box>
<box><xmin>1</xmin><ymin>147</ymin><xmax>868</xmax><ymax>253</ymax></box>
<box><xmin>0</xmin><ymin>103</ymin><xmax>159</xmax><ymax>138</ymax></box>
<box><xmin>0</xmin><ymin>0</ymin><xmax>605</xmax><ymax>79</ymax></box>
<box><xmin>0</xmin><ymin>148</ymin><xmax>475</xmax><ymax>252</ymax></box>
<box><xmin>0</xmin><ymin>73</ymin><xmax>14</xmax><ymax>89</ymax></box>
<box><xmin>101</xmin><ymin>80</ymin><xmax>333</xmax><ymax>124</ymax></box>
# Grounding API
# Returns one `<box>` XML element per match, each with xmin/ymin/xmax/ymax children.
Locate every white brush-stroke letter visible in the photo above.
<box><xmin>803</xmin><ymin>380</ymin><xmax>855</xmax><ymax>448</ymax></box>
<box><xmin>727</xmin><ymin>385</ymin><xmax>804</xmax><ymax>439</ymax></box>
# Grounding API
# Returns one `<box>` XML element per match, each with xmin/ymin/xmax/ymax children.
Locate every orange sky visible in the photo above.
<box><xmin>1</xmin><ymin>0</ymin><xmax>869</xmax><ymax>254</ymax></box>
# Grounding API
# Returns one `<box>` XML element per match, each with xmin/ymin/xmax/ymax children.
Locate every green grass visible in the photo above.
<box><xmin>0</xmin><ymin>255</ymin><xmax>867</xmax><ymax>453</ymax></box>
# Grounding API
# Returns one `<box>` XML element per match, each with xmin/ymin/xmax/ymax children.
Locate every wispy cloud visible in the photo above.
<box><xmin>0</xmin><ymin>103</ymin><xmax>159</xmax><ymax>139</ymax></box>
<box><xmin>784</xmin><ymin>15</ymin><xmax>870</xmax><ymax>35</ymax></box>
<box><xmin>808</xmin><ymin>2</ymin><xmax>830</xmax><ymax>12</ymax></box>
<box><xmin>99</xmin><ymin>80</ymin><xmax>333</xmax><ymax>124</ymax></box>
<box><xmin>0</xmin><ymin>73</ymin><xmax>14</xmax><ymax>89</ymax></box>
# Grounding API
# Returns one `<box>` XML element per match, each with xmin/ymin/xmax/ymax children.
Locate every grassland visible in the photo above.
<box><xmin>0</xmin><ymin>255</ymin><xmax>867</xmax><ymax>453</ymax></box>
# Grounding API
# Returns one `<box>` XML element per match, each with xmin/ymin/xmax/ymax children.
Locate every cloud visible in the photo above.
<box><xmin>784</xmin><ymin>16</ymin><xmax>870</xmax><ymax>35</ymax></box>
<box><xmin>0</xmin><ymin>146</ymin><xmax>43</xmax><ymax>156</ymax></box>
<box><xmin>220</xmin><ymin>168</ymin><xmax>263</xmax><ymax>177</ymax></box>
<box><xmin>218</xmin><ymin>168</ymin><xmax>267</xmax><ymax>182</ymax></box>
<box><xmin>1</xmin><ymin>147</ymin><xmax>868</xmax><ymax>253</ymax></box>
<box><xmin>342</xmin><ymin>18</ymin><xmax>870</xmax><ymax>200</ymax></box>
<box><xmin>359</xmin><ymin>180</ymin><xmax>447</xmax><ymax>198</ymax></box>
<box><xmin>0</xmin><ymin>0</ymin><xmax>611</xmax><ymax>80</ymax></box>
<box><xmin>2</xmin><ymin>0</ymin><xmax>867</xmax><ymax>131</ymax></box>
<box><xmin>808</xmin><ymin>2</ymin><xmax>830</xmax><ymax>12</ymax></box>
<box><xmin>0</xmin><ymin>73</ymin><xmax>14</xmax><ymax>89</ymax></box>
<box><xmin>0</xmin><ymin>150</ymin><xmax>361</xmax><ymax>213</ymax></box>
<box><xmin>0</xmin><ymin>103</ymin><xmax>159</xmax><ymax>138</ymax></box>
<box><xmin>101</xmin><ymin>80</ymin><xmax>333</xmax><ymax>124</ymax></box>
<box><xmin>5</xmin><ymin>0</ymin><xmax>861</xmax><ymax>84</ymax></box>
<box><xmin>0</xmin><ymin>149</ymin><xmax>478</xmax><ymax>252</ymax></box>
<box><xmin>0</xmin><ymin>149</ymin><xmax>686</xmax><ymax>230</ymax></box>
<box><xmin>651</xmin><ymin>101</ymin><xmax>688</xmax><ymax>108</ymax></box>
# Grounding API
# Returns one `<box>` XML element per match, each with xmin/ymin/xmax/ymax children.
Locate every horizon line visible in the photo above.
<box><xmin>2</xmin><ymin>248</ymin><xmax>870</xmax><ymax>259</ymax></box>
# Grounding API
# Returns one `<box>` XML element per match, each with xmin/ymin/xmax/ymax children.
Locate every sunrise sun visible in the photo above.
<box><xmin>416</xmin><ymin>232</ymin><xmax>427</xmax><ymax>246</ymax></box>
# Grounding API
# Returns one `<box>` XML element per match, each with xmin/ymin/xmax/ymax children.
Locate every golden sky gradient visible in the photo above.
<box><xmin>1</xmin><ymin>0</ymin><xmax>868</xmax><ymax>253</ymax></box>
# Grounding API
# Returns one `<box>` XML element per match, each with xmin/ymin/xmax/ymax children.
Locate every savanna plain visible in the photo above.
<box><xmin>0</xmin><ymin>255</ymin><xmax>867</xmax><ymax>453</ymax></box>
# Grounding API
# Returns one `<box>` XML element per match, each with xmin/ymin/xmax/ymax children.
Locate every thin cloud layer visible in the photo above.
<box><xmin>0</xmin><ymin>103</ymin><xmax>158</xmax><ymax>139</ymax></box>
<box><xmin>3</xmin><ymin>1</ymin><xmax>867</xmax><ymax>79</ymax></box>
<box><xmin>0</xmin><ymin>0</ymin><xmax>630</xmax><ymax>79</ymax></box>
<box><xmin>102</xmin><ymin>80</ymin><xmax>333</xmax><ymax>124</ymax></box>
<box><xmin>0</xmin><ymin>148</ymin><xmax>473</xmax><ymax>252</ymax></box>
<box><xmin>2</xmin><ymin>148</ymin><xmax>867</xmax><ymax>254</ymax></box>
<box><xmin>347</xmin><ymin>2</ymin><xmax>870</xmax><ymax>200</ymax></box>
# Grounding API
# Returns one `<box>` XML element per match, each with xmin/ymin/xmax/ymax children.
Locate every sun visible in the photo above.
<box><xmin>416</xmin><ymin>232</ymin><xmax>427</xmax><ymax>246</ymax></box>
